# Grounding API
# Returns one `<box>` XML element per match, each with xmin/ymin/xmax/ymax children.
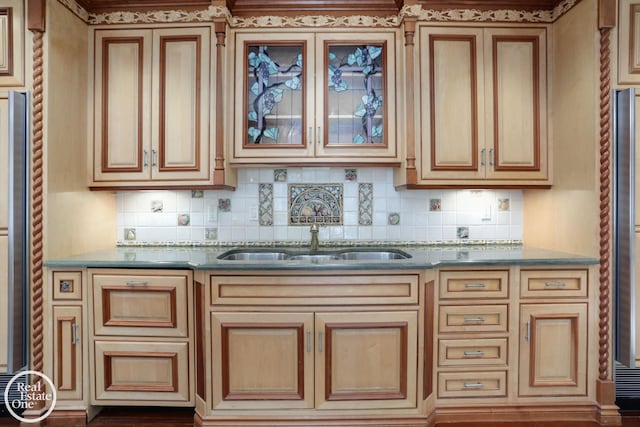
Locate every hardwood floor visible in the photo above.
<box><xmin>1</xmin><ymin>409</ymin><xmax>640</xmax><ymax>426</ymax></box>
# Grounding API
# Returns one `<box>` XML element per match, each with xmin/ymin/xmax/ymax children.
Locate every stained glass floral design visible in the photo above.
<box><xmin>246</xmin><ymin>45</ymin><xmax>303</xmax><ymax>145</ymax></box>
<box><xmin>327</xmin><ymin>44</ymin><xmax>385</xmax><ymax>145</ymax></box>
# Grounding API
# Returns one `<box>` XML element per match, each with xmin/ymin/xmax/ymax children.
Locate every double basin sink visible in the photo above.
<box><xmin>217</xmin><ymin>247</ymin><xmax>412</xmax><ymax>262</ymax></box>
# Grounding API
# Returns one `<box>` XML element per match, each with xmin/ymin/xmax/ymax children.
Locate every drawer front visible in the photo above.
<box><xmin>439</xmin><ymin>305</ymin><xmax>508</xmax><ymax>333</ymax></box>
<box><xmin>438</xmin><ymin>338</ymin><xmax>508</xmax><ymax>367</ymax></box>
<box><xmin>52</xmin><ymin>271</ymin><xmax>83</xmax><ymax>301</ymax></box>
<box><xmin>93</xmin><ymin>340</ymin><xmax>192</xmax><ymax>404</ymax></box>
<box><xmin>437</xmin><ymin>371</ymin><xmax>507</xmax><ymax>398</ymax></box>
<box><xmin>211</xmin><ymin>274</ymin><xmax>419</xmax><ymax>306</ymax></box>
<box><xmin>92</xmin><ymin>271</ymin><xmax>190</xmax><ymax>337</ymax></box>
<box><xmin>520</xmin><ymin>269</ymin><xmax>588</xmax><ymax>298</ymax></box>
<box><xmin>439</xmin><ymin>270</ymin><xmax>509</xmax><ymax>299</ymax></box>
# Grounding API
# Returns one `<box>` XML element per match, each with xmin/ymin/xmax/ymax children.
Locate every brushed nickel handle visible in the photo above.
<box><xmin>318</xmin><ymin>331</ymin><xmax>323</xmax><ymax>353</ymax></box>
<box><xmin>489</xmin><ymin>148</ymin><xmax>494</xmax><ymax>166</ymax></box>
<box><xmin>481</xmin><ymin>148</ymin><xmax>486</xmax><ymax>166</ymax></box>
<box><xmin>544</xmin><ymin>281</ymin><xmax>567</xmax><ymax>287</ymax></box>
<box><xmin>72</xmin><ymin>323</ymin><xmax>79</xmax><ymax>345</ymax></box>
<box><xmin>525</xmin><ymin>320</ymin><xmax>531</xmax><ymax>342</ymax></box>
<box><xmin>143</xmin><ymin>149</ymin><xmax>149</xmax><ymax>167</ymax></box>
<box><xmin>307</xmin><ymin>330</ymin><xmax>311</xmax><ymax>353</ymax></box>
<box><xmin>463</xmin><ymin>350</ymin><xmax>485</xmax><ymax>357</ymax></box>
<box><xmin>308</xmin><ymin>127</ymin><xmax>312</xmax><ymax>144</ymax></box>
<box><xmin>317</xmin><ymin>126</ymin><xmax>321</xmax><ymax>145</ymax></box>
<box><xmin>152</xmin><ymin>149</ymin><xmax>158</xmax><ymax>167</ymax></box>
<box><xmin>463</xmin><ymin>382</ymin><xmax>484</xmax><ymax>388</ymax></box>
<box><xmin>463</xmin><ymin>317</ymin><xmax>485</xmax><ymax>323</ymax></box>
<box><xmin>126</xmin><ymin>281</ymin><xmax>148</xmax><ymax>286</ymax></box>
<box><xmin>464</xmin><ymin>283</ymin><xmax>487</xmax><ymax>288</ymax></box>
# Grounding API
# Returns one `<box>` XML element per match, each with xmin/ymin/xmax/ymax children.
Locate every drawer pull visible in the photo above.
<box><xmin>463</xmin><ymin>317</ymin><xmax>485</xmax><ymax>323</ymax></box>
<box><xmin>463</xmin><ymin>382</ymin><xmax>485</xmax><ymax>388</ymax></box>
<box><xmin>307</xmin><ymin>330</ymin><xmax>311</xmax><ymax>353</ymax></box>
<box><xmin>72</xmin><ymin>323</ymin><xmax>79</xmax><ymax>345</ymax></box>
<box><xmin>463</xmin><ymin>350</ymin><xmax>485</xmax><ymax>357</ymax></box>
<box><xmin>464</xmin><ymin>283</ymin><xmax>487</xmax><ymax>288</ymax></box>
<box><xmin>544</xmin><ymin>281</ymin><xmax>567</xmax><ymax>287</ymax></box>
<box><xmin>126</xmin><ymin>281</ymin><xmax>148</xmax><ymax>286</ymax></box>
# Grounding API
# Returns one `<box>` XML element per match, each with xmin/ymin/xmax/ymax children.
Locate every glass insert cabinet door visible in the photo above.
<box><xmin>232</xmin><ymin>31</ymin><xmax>398</xmax><ymax>163</ymax></box>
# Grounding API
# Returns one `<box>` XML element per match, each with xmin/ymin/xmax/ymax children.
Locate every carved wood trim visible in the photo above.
<box><xmin>528</xmin><ymin>312</ymin><xmax>579</xmax><ymax>388</ymax></box>
<box><xmin>101</xmin><ymin>286</ymin><xmax>178</xmax><ymax>328</ymax></box>
<box><xmin>598</xmin><ymin>26</ymin><xmax>612</xmax><ymax>383</ymax></box>
<box><xmin>428</xmin><ymin>34</ymin><xmax>479</xmax><ymax>172</ymax></box>
<box><xmin>324</xmin><ymin>321</ymin><xmax>408</xmax><ymax>401</ymax></box>
<box><xmin>195</xmin><ymin>281</ymin><xmax>205</xmax><ymax>400</ymax></box>
<box><xmin>213</xmin><ymin>21</ymin><xmax>227</xmax><ymax>185</ymax></box>
<box><xmin>220</xmin><ymin>322</ymin><xmax>306</xmax><ymax>401</ymax></box>
<box><xmin>100</xmin><ymin>36</ymin><xmax>145</xmax><ymax>173</ymax></box>
<box><xmin>403</xmin><ymin>18</ymin><xmax>417</xmax><ymax>184</ymax></box>
<box><xmin>103</xmin><ymin>351</ymin><xmax>179</xmax><ymax>392</ymax></box>
<box><xmin>491</xmin><ymin>34</ymin><xmax>541</xmax><ymax>172</ymax></box>
<box><xmin>158</xmin><ymin>34</ymin><xmax>202</xmax><ymax>173</ymax></box>
<box><xmin>0</xmin><ymin>8</ymin><xmax>13</xmax><ymax>76</ymax></box>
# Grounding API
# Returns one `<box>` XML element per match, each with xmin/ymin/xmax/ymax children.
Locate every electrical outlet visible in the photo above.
<box><xmin>207</xmin><ymin>204</ymin><xmax>218</xmax><ymax>222</ymax></box>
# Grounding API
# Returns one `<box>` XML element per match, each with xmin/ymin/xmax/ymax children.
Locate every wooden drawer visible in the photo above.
<box><xmin>92</xmin><ymin>270</ymin><xmax>191</xmax><ymax>337</ymax></box>
<box><xmin>93</xmin><ymin>340</ymin><xmax>192</xmax><ymax>404</ymax></box>
<box><xmin>52</xmin><ymin>271</ymin><xmax>83</xmax><ymax>301</ymax></box>
<box><xmin>438</xmin><ymin>338</ymin><xmax>508</xmax><ymax>367</ymax></box>
<box><xmin>439</xmin><ymin>305</ymin><xmax>508</xmax><ymax>333</ymax></box>
<box><xmin>520</xmin><ymin>269</ymin><xmax>588</xmax><ymax>298</ymax></box>
<box><xmin>439</xmin><ymin>270</ymin><xmax>509</xmax><ymax>299</ymax></box>
<box><xmin>210</xmin><ymin>274</ymin><xmax>419</xmax><ymax>306</ymax></box>
<box><xmin>437</xmin><ymin>371</ymin><xmax>507</xmax><ymax>398</ymax></box>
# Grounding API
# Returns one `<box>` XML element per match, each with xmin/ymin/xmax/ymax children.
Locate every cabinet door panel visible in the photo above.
<box><xmin>52</xmin><ymin>306</ymin><xmax>83</xmax><ymax>400</ymax></box>
<box><xmin>93</xmin><ymin>30</ymin><xmax>151</xmax><ymax>182</ymax></box>
<box><xmin>419</xmin><ymin>27</ymin><xmax>484</xmax><ymax>181</ymax></box>
<box><xmin>152</xmin><ymin>27</ymin><xmax>210</xmax><ymax>181</ymax></box>
<box><xmin>0</xmin><ymin>93</ymin><xmax>7</xmax><ymax>229</ymax></box>
<box><xmin>211</xmin><ymin>312</ymin><xmax>314</xmax><ymax>410</ymax></box>
<box><xmin>519</xmin><ymin>303</ymin><xmax>587</xmax><ymax>396</ymax></box>
<box><xmin>485</xmin><ymin>28</ymin><xmax>547</xmax><ymax>180</ymax></box>
<box><xmin>315</xmin><ymin>311</ymin><xmax>417</xmax><ymax>410</ymax></box>
<box><xmin>0</xmin><ymin>236</ymin><xmax>6</xmax><ymax>373</ymax></box>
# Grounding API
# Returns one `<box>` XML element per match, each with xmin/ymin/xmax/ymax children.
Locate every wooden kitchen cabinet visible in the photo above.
<box><xmin>0</xmin><ymin>93</ymin><xmax>7</xmax><ymax>374</ymax></box>
<box><xmin>205</xmin><ymin>271</ymin><xmax>424</xmax><ymax>418</ymax></box>
<box><xmin>52</xmin><ymin>306</ymin><xmax>83</xmax><ymax>401</ymax></box>
<box><xmin>91</xmin><ymin>27</ymin><xmax>212</xmax><ymax>188</ymax></box>
<box><xmin>416</xmin><ymin>26</ymin><xmax>549</xmax><ymax>187</ymax></box>
<box><xmin>89</xmin><ymin>269</ymin><xmax>194</xmax><ymax>405</ymax></box>
<box><xmin>230</xmin><ymin>30</ymin><xmax>400</xmax><ymax>165</ymax></box>
<box><xmin>0</xmin><ymin>0</ymin><xmax>25</xmax><ymax>87</ymax></box>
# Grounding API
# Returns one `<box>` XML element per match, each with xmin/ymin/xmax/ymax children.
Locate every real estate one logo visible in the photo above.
<box><xmin>3</xmin><ymin>370</ymin><xmax>57</xmax><ymax>423</ymax></box>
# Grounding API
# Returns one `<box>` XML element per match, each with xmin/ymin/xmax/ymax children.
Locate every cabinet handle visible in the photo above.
<box><xmin>307</xmin><ymin>330</ymin><xmax>311</xmax><ymax>353</ymax></box>
<box><xmin>317</xmin><ymin>127</ymin><xmax>321</xmax><ymax>145</ymax></box>
<box><xmin>126</xmin><ymin>281</ymin><xmax>148</xmax><ymax>286</ymax></box>
<box><xmin>525</xmin><ymin>320</ymin><xmax>531</xmax><ymax>342</ymax></box>
<box><xmin>72</xmin><ymin>323</ymin><xmax>79</xmax><ymax>345</ymax></box>
<box><xmin>464</xmin><ymin>282</ymin><xmax>487</xmax><ymax>288</ymax></box>
<box><xmin>152</xmin><ymin>149</ymin><xmax>157</xmax><ymax>167</ymax></box>
<box><xmin>463</xmin><ymin>350</ymin><xmax>485</xmax><ymax>357</ymax></box>
<box><xmin>544</xmin><ymin>281</ymin><xmax>567</xmax><ymax>287</ymax></box>
<box><xmin>481</xmin><ymin>148</ymin><xmax>486</xmax><ymax>166</ymax></box>
<box><xmin>489</xmin><ymin>148</ymin><xmax>494</xmax><ymax>166</ymax></box>
<box><xmin>318</xmin><ymin>331</ymin><xmax>323</xmax><ymax>353</ymax></box>
<box><xmin>308</xmin><ymin>127</ymin><xmax>312</xmax><ymax>145</ymax></box>
<box><xmin>143</xmin><ymin>149</ymin><xmax>149</xmax><ymax>168</ymax></box>
<box><xmin>463</xmin><ymin>382</ymin><xmax>485</xmax><ymax>388</ymax></box>
<box><xmin>463</xmin><ymin>317</ymin><xmax>485</xmax><ymax>323</ymax></box>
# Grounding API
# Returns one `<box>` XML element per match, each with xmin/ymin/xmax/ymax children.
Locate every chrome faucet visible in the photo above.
<box><xmin>309</xmin><ymin>223</ymin><xmax>320</xmax><ymax>251</ymax></box>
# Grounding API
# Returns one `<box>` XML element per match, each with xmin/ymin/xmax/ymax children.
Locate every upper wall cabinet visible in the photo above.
<box><xmin>416</xmin><ymin>26</ymin><xmax>549</xmax><ymax>187</ymax></box>
<box><xmin>229</xmin><ymin>30</ymin><xmax>401</xmax><ymax>166</ymax></box>
<box><xmin>0</xmin><ymin>0</ymin><xmax>24</xmax><ymax>87</ymax></box>
<box><xmin>620</xmin><ymin>0</ymin><xmax>640</xmax><ymax>84</ymax></box>
<box><xmin>91</xmin><ymin>27</ymin><xmax>212</xmax><ymax>188</ymax></box>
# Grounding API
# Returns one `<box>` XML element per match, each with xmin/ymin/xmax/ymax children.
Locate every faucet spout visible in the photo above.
<box><xmin>309</xmin><ymin>223</ymin><xmax>320</xmax><ymax>251</ymax></box>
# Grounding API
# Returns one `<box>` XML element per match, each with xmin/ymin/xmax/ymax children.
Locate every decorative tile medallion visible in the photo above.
<box><xmin>259</xmin><ymin>183</ymin><xmax>274</xmax><ymax>226</ymax></box>
<box><xmin>192</xmin><ymin>190</ymin><xmax>204</xmax><ymax>198</ymax></box>
<box><xmin>358</xmin><ymin>183</ymin><xmax>373</xmax><ymax>225</ymax></box>
<box><xmin>288</xmin><ymin>184</ymin><xmax>343</xmax><ymax>225</ymax></box>
<box><xmin>218</xmin><ymin>198</ymin><xmax>231</xmax><ymax>212</ymax></box>
<box><xmin>124</xmin><ymin>228</ymin><xmax>136</xmax><ymax>241</ymax></box>
<box><xmin>178</xmin><ymin>214</ymin><xmax>190</xmax><ymax>226</ymax></box>
<box><xmin>345</xmin><ymin>169</ymin><xmax>358</xmax><ymax>181</ymax></box>
<box><xmin>205</xmin><ymin>228</ymin><xmax>218</xmax><ymax>240</ymax></box>
<box><xmin>498</xmin><ymin>198</ymin><xmax>510</xmax><ymax>211</ymax></box>
<box><xmin>429</xmin><ymin>199</ymin><xmax>441</xmax><ymax>211</ymax></box>
<box><xmin>151</xmin><ymin>200</ymin><xmax>163</xmax><ymax>213</ymax></box>
<box><xmin>457</xmin><ymin>226</ymin><xmax>469</xmax><ymax>239</ymax></box>
<box><xmin>388</xmin><ymin>212</ymin><xmax>400</xmax><ymax>225</ymax></box>
<box><xmin>274</xmin><ymin>169</ymin><xmax>288</xmax><ymax>182</ymax></box>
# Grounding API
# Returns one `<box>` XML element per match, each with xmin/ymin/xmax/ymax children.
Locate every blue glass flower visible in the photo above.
<box><xmin>354</xmin><ymin>95</ymin><xmax>383</xmax><ymax>118</ymax></box>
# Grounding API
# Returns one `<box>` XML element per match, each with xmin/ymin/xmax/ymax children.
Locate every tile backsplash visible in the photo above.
<box><xmin>116</xmin><ymin>167</ymin><xmax>523</xmax><ymax>245</ymax></box>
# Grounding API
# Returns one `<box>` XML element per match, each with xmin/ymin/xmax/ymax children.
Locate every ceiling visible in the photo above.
<box><xmin>74</xmin><ymin>0</ymin><xmax>566</xmax><ymax>15</ymax></box>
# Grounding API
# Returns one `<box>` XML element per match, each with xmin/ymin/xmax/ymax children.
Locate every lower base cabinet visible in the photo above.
<box><xmin>210</xmin><ymin>311</ymin><xmax>418</xmax><ymax>411</ymax></box>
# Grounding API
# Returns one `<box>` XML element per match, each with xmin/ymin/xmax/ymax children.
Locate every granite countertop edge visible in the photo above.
<box><xmin>43</xmin><ymin>244</ymin><xmax>599</xmax><ymax>270</ymax></box>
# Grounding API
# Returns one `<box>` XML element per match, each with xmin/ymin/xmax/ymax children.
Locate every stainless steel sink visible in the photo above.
<box><xmin>217</xmin><ymin>248</ymin><xmax>412</xmax><ymax>262</ymax></box>
<box><xmin>217</xmin><ymin>249</ymin><xmax>289</xmax><ymax>261</ymax></box>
